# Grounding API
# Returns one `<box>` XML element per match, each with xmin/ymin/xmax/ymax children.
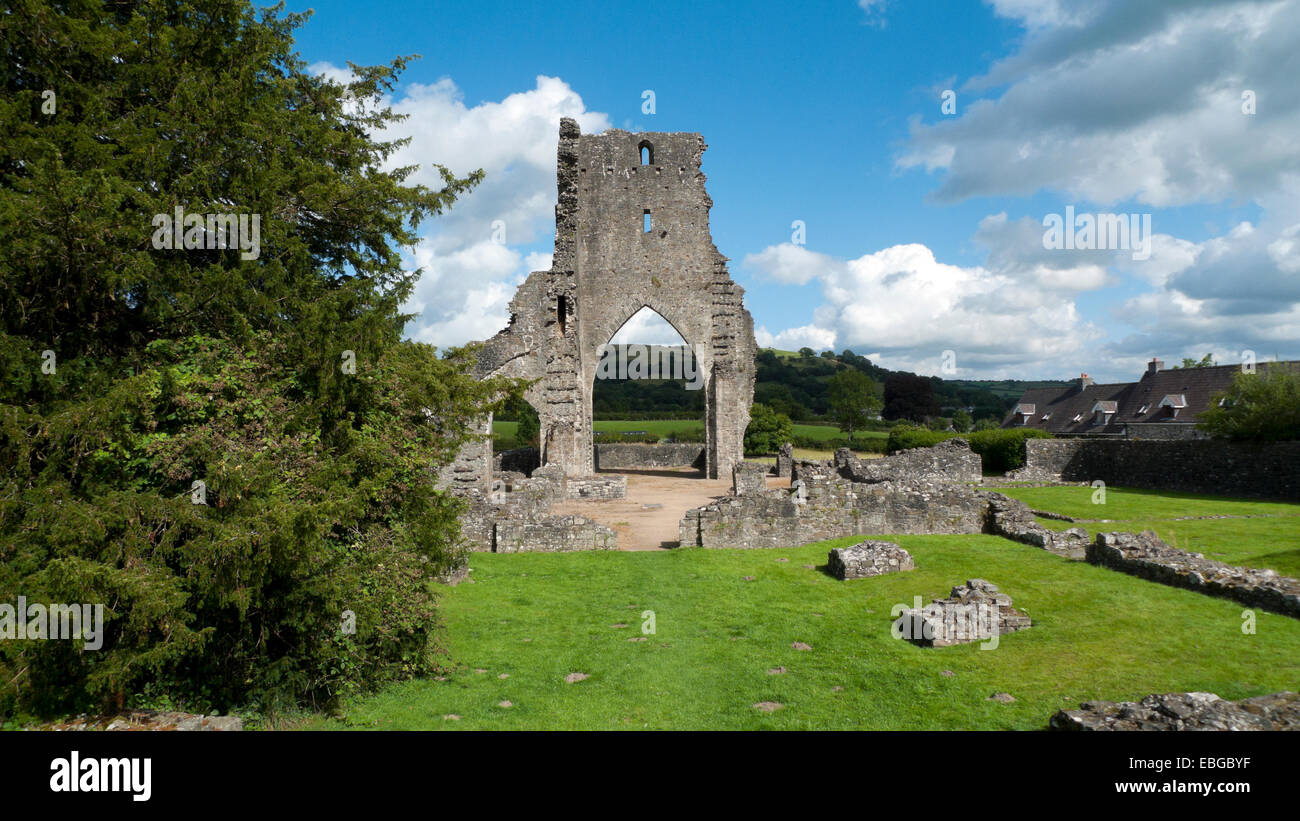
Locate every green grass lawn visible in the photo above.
<box><xmin>297</xmin><ymin>532</ymin><xmax>1300</xmax><ymax>730</ymax></box>
<box><xmin>995</xmin><ymin>485</ymin><xmax>1300</xmax><ymax>577</ymax></box>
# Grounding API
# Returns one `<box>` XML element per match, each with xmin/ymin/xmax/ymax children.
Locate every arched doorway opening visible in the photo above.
<box><xmin>591</xmin><ymin>306</ymin><xmax>706</xmax><ymax>476</ymax></box>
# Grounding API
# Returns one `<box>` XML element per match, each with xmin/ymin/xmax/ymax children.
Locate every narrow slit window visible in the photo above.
<box><xmin>639</xmin><ymin>141</ymin><xmax>653</xmax><ymax>165</ymax></box>
<box><xmin>557</xmin><ymin>295</ymin><xmax>567</xmax><ymax>335</ymax></box>
<box><xmin>643</xmin><ymin>210</ymin><xmax>651</xmax><ymax>233</ymax></box>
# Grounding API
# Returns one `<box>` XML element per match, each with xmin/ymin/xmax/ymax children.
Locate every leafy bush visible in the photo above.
<box><xmin>1198</xmin><ymin>368</ymin><xmax>1300</xmax><ymax>441</ymax></box>
<box><xmin>744</xmin><ymin>403</ymin><xmax>794</xmax><ymax>456</ymax></box>
<box><xmin>886</xmin><ymin>426</ymin><xmax>1050</xmax><ymax>473</ymax></box>
<box><xmin>662</xmin><ymin>428</ymin><xmax>706</xmax><ymax>443</ymax></box>
<box><xmin>968</xmin><ymin>428</ymin><xmax>1053</xmax><ymax>473</ymax></box>
<box><xmin>791</xmin><ymin>434</ymin><xmax>888</xmax><ymax>453</ymax></box>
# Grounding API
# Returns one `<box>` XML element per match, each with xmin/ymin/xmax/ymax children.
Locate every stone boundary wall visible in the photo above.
<box><xmin>983</xmin><ymin>492</ymin><xmax>1090</xmax><ymax>558</ymax></box>
<box><xmin>592</xmin><ymin>442</ymin><xmax>706</xmax><ymax>470</ymax></box>
<box><xmin>1088</xmin><ymin>531</ymin><xmax>1300</xmax><ymax>618</ymax></box>
<box><xmin>1010</xmin><ymin>439</ymin><xmax>1300</xmax><ymax>500</ymax></box>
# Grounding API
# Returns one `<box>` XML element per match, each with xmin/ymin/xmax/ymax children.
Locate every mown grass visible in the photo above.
<box><xmin>298</xmin><ymin>533</ymin><xmax>1300</xmax><ymax>731</ymax></box>
<box><xmin>996</xmin><ymin>486</ymin><xmax>1300</xmax><ymax>577</ymax></box>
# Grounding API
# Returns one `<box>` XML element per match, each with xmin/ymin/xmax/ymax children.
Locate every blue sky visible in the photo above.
<box><xmin>290</xmin><ymin>0</ymin><xmax>1299</xmax><ymax>382</ymax></box>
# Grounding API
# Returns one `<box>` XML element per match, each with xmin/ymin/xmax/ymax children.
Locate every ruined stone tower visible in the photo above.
<box><xmin>469</xmin><ymin>117</ymin><xmax>756</xmax><ymax>481</ymax></box>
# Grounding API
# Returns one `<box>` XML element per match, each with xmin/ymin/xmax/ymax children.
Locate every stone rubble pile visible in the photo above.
<box><xmin>1050</xmin><ymin>691</ymin><xmax>1300</xmax><ymax>731</ymax></box>
<box><xmin>827</xmin><ymin>540</ymin><xmax>914</xmax><ymax>580</ymax></box>
<box><xmin>894</xmin><ymin>579</ymin><xmax>1032</xmax><ymax>647</ymax></box>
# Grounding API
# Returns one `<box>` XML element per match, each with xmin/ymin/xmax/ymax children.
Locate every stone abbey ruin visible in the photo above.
<box><xmin>434</xmin><ymin>119</ymin><xmax>1300</xmax><ymax>644</ymax></box>
<box><xmin>451</xmin><ymin>117</ymin><xmax>755</xmax><ymax>483</ymax></box>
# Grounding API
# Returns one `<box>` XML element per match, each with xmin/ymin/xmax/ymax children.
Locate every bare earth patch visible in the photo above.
<box><xmin>564</xmin><ymin>672</ymin><xmax>590</xmax><ymax>683</ymax></box>
<box><xmin>754</xmin><ymin>701</ymin><xmax>784</xmax><ymax>713</ymax></box>
<box><xmin>551</xmin><ymin>467</ymin><xmax>792</xmax><ymax>550</ymax></box>
<box><xmin>767</xmin><ymin>667</ymin><xmax>787</xmax><ymax>675</ymax></box>
<box><xmin>792</xmin><ymin>641</ymin><xmax>812</xmax><ymax>651</ymax></box>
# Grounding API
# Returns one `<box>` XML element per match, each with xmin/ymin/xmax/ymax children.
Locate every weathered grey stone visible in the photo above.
<box><xmin>1088</xmin><ymin>530</ymin><xmax>1300</xmax><ymax>618</ymax></box>
<box><xmin>1050</xmin><ymin>692</ymin><xmax>1300</xmax><ymax>731</ymax></box>
<box><xmin>679</xmin><ymin>446</ymin><xmax>990</xmax><ymax>549</ymax></box>
<box><xmin>775</xmin><ymin>443</ymin><xmax>793</xmax><ymax>478</ymax></box>
<box><xmin>983</xmin><ymin>491</ymin><xmax>1090</xmax><ymax>557</ymax></box>
<box><xmin>466</xmin><ymin>118</ymin><xmax>755</xmax><ymax>482</ymax></box>
<box><xmin>592</xmin><ymin>442</ymin><xmax>705</xmax><ymax>470</ymax></box>
<box><xmin>835</xmin><ymin>440</ymin><xmax>981</xmax><ymax>485</ymax></box>
<box><xmin>1009</xmin><ymin>438</ymin><xmax>1300</xmax><ymax>501</ymax></box>
<box><xmin>732</xmin><ymin>461</ymin><xmax>769</xmax><ymax>495</ymax></box>
<box><xmin>494</xmin><ymin>515</ymin><xmax>616</xmax><ymax>553</ymax></box>
<box><xmin>828</xmin><ymin>540</ymin><xmax>914</xmax><ymax>580</ymax></box>
<box><xmin>894</xmin><ymin>579</ymin><xmax>1032</xmax><ymax>647</ymax></box>
<box><xmin>564</xmin><ymin>475</ymin><xmax>627</xmax><ymax>500</ymax></box>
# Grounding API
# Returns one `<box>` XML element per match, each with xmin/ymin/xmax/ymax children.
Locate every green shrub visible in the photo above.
<box><xmin>744</xmin><ymin>403</ymin><xmax>794</xmax><ymax>456</ymax></box>
<box><xmin>967</xmin><ymin>428</ymin><xmax>1053</xmax><ymax>473</ymax></box>
<box><xmin>1198</xmin><ymin>368</ymin><xmax>1300</xmax><ymax>441</ymax></box>
<box><xmin>886</xmin><ymin>425</ymin><xmax>1050</xmax><ymax>473</ymax></box>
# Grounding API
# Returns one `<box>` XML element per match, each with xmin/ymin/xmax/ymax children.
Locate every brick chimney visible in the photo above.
<box><xmin>1147</xmin><ymin>358</ymin><xmax>1163</xmax><ymax>375</ymax></box>
<box><xmin>1075</xmin><ymin>373</ymin><xmax>1094</xmax><ymax>392</ymax></box>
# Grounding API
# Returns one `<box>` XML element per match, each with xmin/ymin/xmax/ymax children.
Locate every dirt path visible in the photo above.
<box><xmin>552</xmin><ymin>468</ymin><xmax>790</xmax><ymax>550</ymax></box>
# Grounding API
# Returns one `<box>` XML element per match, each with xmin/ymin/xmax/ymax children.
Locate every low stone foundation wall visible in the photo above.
<box><xmin>495</xmin><ymin>515</ymin><xmax>616</xmax><ymax>553</ymax></box>
<box><xmin>984</xmin><ymin>492</ymin><xmax>1090</xmax><ymax>557</ymax></box>
<box><xmin>592</xmin><ymin>442</ymin><xmax>705</xmax><ymax>470</ymax></box>
<box><xmin>680</xmin><ymin>477</ymin><xmax>988</xmax><ymax>549</ymax></box>
<box><xmin>454</xmin><ymin>464</ymin><xmax>618</xmax><ymax>552</ymax></box>
<box><xmin>1088</xmin><ymin>531</ymin><xmax>1300</xmax><ymax>618</ymax></box>
<box><xmin>1010</xmin><ymin>438</ymin><xmax>1300</xmax><ymax>500</ymax></box>
<box><xmin>680</xmin><ymin>442</ymin><xmax>992</xmax><ymax>549</ymax></box>
<box><xmin>565</xmin><ymin>475</ymin><xmax>628</xmax><ymax>500</ymax></box>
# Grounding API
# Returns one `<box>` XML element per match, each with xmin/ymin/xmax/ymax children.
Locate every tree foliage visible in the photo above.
<box><xmin>743</xmin><ymin>403</ymin><xmax>793</xmax><ymax>456</ymax></box>
<box><xmin>0</xmin><ymin>0</ymin><xmax>508</xmax><ymax>717</ymax></box>
<box><xmin>827</xmin><ymin>368</ymin><xmax>880</xmax><ymax>440</ymax></box>
<box><xmin>1198</xmin><ymin>368</ymin><xmax>1300</xmax><ymax>441</ymax></box>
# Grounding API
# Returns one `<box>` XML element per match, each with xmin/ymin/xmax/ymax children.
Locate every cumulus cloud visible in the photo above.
<box><xmin>310</xmin><ymin>65</ymin><xmax>611</xmax><ymax>347</ymax></box>
<box><xmin>881</xmin><ymin>0</ymin><xmax>1300</xmax><ymax>376</ymax></box>
<box><xmin>742</xmin><ymin>238</ymin><xmax>1107</xmax><ymax>378</ymax></box>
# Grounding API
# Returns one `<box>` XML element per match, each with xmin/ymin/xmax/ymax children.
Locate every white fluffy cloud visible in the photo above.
<box><xmin>872</xmin><ymin>0</ymin><xmax>1300</xmax><ymax>376</ymax></box>
<box><xmin>310</xmin><ymin>65</ymin><xmax>611</xmax><ymax>347</ymax></box>
<box><xmin>743</xmin><ymin>238</ymin><xmax>1110</xmax><ymax>378</ymax></box>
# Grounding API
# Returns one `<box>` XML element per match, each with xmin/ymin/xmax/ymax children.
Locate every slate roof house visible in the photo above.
<box><xmin>1002</xmin><ymin>358</ymin><xmax>1297</xmax><ymax>439</ymax></box>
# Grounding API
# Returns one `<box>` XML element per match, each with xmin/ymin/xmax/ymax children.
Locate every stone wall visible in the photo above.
<box><xmin>565</xmin><ymin>475</ymin><xmax>628</xmax><ymax>500</ymax></box>
<box><xmin>1088</xmin><ymin>530</ymin><xmax>1300</xmax><ymax>618</ymax></box>
<box><xmin>680</xmin><ymin>474</ymin><xmax>988</xmax><ymax>549</ymax></box>
<box><xmin>452</xmin><ymin>465</ymin><xmax>618</xmax><ymax>552</ymax></box>
<box><xmin>495</xmin><ymin>515</ymin><xmax>616</xmax><ymax>553</ymax></box>
<box><xmin>732</xmin><ymin>461</ymin><xmax>769</xmax><ymax>495</ymax></box>
<box><xmin>834</xmin><ymin>440</ymin><xmax>982</xmax><ymax>484</ymax></box>
<box><xmin>1010</xmin><ymin>438</ymin><xmax>1300</xmax><ymax>500</ymax></box>
<box><xmin>592</xmin><ymin>442</ymin><xmax>705</xmax><ymax>470</ymax></box>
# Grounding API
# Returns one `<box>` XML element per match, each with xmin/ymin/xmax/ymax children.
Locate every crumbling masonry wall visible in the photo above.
<box><xmin>678</xmin><ymin>442</ymin><xmax>992</xmax><ymax>549</ymax></box>
<box><xmin>469</xmin><ymin>118</ymin><xmax>756</xmax><ymax>482</ymax></box>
